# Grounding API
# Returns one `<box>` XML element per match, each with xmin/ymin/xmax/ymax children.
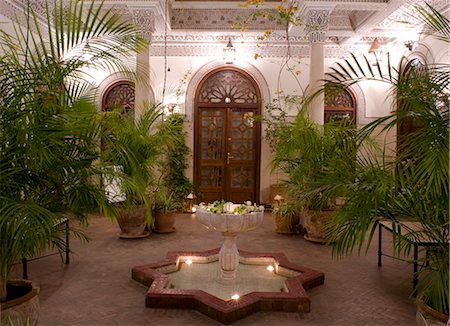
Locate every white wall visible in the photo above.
<box><xmin>145</xmin><ymin>50</ymin><xmax>408</xmax><ymax>203</ymax></box>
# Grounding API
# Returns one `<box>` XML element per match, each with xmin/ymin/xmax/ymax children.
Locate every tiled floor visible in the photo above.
<box><xmin>15</xmin><ymin>213</ymin><xmax>417</xmax><ymax>325</ymax></box>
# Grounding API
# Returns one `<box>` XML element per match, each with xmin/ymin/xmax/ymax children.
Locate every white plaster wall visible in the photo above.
<box><xmin>147</xmin><ymin>52</ymin><xmax>407</xmax><ymax>203</ymax></box>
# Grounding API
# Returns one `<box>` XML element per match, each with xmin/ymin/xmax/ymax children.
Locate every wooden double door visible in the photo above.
<box><xmin>194</xmin><ymin>68</ymin><xmax>261</xmax><ymax>203</ymax></box>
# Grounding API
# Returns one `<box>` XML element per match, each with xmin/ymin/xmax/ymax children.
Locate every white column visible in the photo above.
<box><xmin>306</xmin><ymin>8</ymin><xmax>332</xmax><ymax>125</ymax></box>
<box><xmin>135</xmin><ymin>44</ymin><xmax>151</xmax><ymax>119</ymax></box>
<box><xmin>309</xmin><ymin>42</ymin><xmax>325</xmax><ymax>124</ymax></box>
<box><xmin>132</xmin><ymin>9</ymin><xmax>154</xmax><ymax>120</ymax></box>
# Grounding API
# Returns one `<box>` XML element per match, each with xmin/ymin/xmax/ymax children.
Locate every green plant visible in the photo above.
<box><xmin>270</xmin><ymin>104</ymin><xmax>358</xmax><ymax>213</ymax></box>
<box><xmin>0</xmin><ymin>0</ymin><xmax>145</xmax><ymax>302</ymax></box>
<box><xmin>152</xmin><ymin>186</ymin><xmax>182</xmax><ymax>213</ymax></box>
<box><xmin>316</xmin><ymin>3</ymin><xmax>448</xmax><ymax>315</ymax></box>
<box><xmin>272</xmin><ymin>202</ymin><xmax>302</xmax><ymax>234</ymax></box>
<box><xmin>99</xmin><ymin>104</ymin><xmax>164</xmax><ymax>224</ymax></box>
<box><xmin>157</xmin><ymin>113</ymin><xmax>193</xmax><ymax>205</ymax></box>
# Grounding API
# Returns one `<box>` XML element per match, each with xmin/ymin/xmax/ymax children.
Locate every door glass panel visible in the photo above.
<box><xmin>231</xmin><ymin>141</ymin><xmax>253</xmax><ymax>160</ymax></box>
<box><xmin>230</xmin><ymin>111</ymin><xmax>254</xmax><ymax>161</ymax></box>
<box><xmin>199</xmin><ymin>166</ymin><xmax>222</xmax><ymax>187</ymax></box>
<box><xmin>231</xmin><ymin>167</ymin><xmax>254</xmax><ymax>188</ymax></box>
<box><xmin>200</xmin><ymin>110</ymin><xmax>223</xmax><ymax>160</ymax></box>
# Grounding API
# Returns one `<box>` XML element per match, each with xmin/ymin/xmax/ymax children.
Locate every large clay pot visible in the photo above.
<box><xmin>274</xmin><ymin>211</ymin><xmax>302</xmax><ymax>235</ymax></box>
<box><xmin>154</xmin><ymin>211</ymin><xmax>176</xmax><ymax>233</ymax></box>
<box><xmin>416</xmin><ymin>296</ymin><xmax>449</xmax><ymax>326</ymax></box>
<box><xmin>1</xmin><ymin>279</ymin><xmax>40</xmax><ymax>326</ymax></box>
<box><xmin>303</xmin><ymin>208</ymin><xmax>336</xmax><ymax>244</ymax></box>
<box><xmin>116</xmin><ymin>206</ymin><xmax>150</xmax><ymax>238</ymax></box>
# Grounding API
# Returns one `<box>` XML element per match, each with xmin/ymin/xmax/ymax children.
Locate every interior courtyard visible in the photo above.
<box><xmin>0</xmin><ymin>0</ymin><xmax>448</xmax><ymax>325</ymax></box>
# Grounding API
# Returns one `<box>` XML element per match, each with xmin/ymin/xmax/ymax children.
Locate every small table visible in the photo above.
<box><xmin>377</xmin><ymin>220</ymin><xmax>436</xmax><ymax>295</ymax></box>
<box><xmin>22</xmin><ymin>217</ymin><xmax>70</xmax><ymax>279</ymax></box>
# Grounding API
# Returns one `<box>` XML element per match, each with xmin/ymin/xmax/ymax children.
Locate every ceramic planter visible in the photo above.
<box><xmin>1</xmin><ymin>279</ymin><xmax>40</xmax><ymax>326</ymax></box>
<box><xmin>154</xmin><ymin>211</ymin><xmax>176</xmax><ymax>233</ymax></box>
<box><xmin>116</xmin><ymin>206</ymin><xmax>150</xmax><ymax>238</ymax></box>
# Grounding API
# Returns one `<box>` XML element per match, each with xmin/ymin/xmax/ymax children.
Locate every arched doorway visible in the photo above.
<box><xmin>194</xmin><ymin>68</ymin><xmax>261</xmax><ymax>203</ymax></box>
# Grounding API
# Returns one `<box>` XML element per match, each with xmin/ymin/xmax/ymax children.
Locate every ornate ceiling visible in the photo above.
<box><xmin>1</xmin><ymin>0</ymin><xmax>448</xmax><ymax>58</ymax></box>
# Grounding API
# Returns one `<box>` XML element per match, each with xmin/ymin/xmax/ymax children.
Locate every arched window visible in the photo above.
<box><xmin>102</xmin><ymin>81</ymin><xmax>135</xmax><ymax>113</ymax></box>
<box><xmin>324</xmin><ymin>88</ymin><xmax>357</xmax><ymax>124</ymax></box>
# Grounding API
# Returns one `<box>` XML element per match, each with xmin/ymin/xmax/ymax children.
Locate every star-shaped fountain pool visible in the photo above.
<box><xmin>132</xmin><ymin>248</ymin><xmax>324</xmax><ymax>324</ymax></box>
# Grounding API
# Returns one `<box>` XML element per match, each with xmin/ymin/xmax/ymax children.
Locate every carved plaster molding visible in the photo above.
<box><xmin>2</xmin><ymin>0</ymin><xmax>51</xmax><ymax>36</ymax></box>
<box><xmin>132</xmin><ymin>9</ymin><xmax>155</xmax><ymax>41</ymax></box>
<box><xmin>148</xmin><ymin>42</ymin><xmax>360</xmax><ymax>59</ymax></box>
<box><xmin>305</xmin><ymin>6</ymin><xmax>334</xmax><ymax>44</ymax></box>
<box><xmin>171</xmin><ymin>8</ymin><xmax>285</xmax><ymax>31</ymax></box>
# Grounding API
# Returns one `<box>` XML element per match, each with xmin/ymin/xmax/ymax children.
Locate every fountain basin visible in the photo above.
<box><xmin>132</xmin><ymin>249</ymin><xmax>325</xmax><ymax>324</ymax></box>
<box><xmin>195</xmin><ymin>209</ymin><xmax>264</xmax><ymax>233</ymax></box>
<box><xmin>195</xmin><ymin>204</ymin><xmax>265</xmax><ymax>279</ymax></box>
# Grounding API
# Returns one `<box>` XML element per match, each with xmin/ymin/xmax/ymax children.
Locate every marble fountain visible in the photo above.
<box><xmin>132</xmin><ymin>201</ymin><xmax>324</xmax><ymax>324</ymax></box>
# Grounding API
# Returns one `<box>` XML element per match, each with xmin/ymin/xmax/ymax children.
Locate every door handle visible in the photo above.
<box><xmin>227</xmin><ymin>152</ymin><xmax>234</xmax><ymax>164</ymax></box>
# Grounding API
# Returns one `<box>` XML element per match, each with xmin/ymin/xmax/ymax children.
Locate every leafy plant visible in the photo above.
<box><xmin>98</xmin><ymin>103</ymin><xmax>164</xmax><ymax>224</ymax></box>
<box><xmin>0</xmin><ymin>0</ymin><xmax>145</xmax><ymax>302</ymax></box>
<box><xmin>156</xmin><ymin>113</ymin><xmax>193</xmax><ymax>206</ymax></box>
<box><xmin>316</xmin><ymin>3</ymin><xmax>449</xmax><ymax>315</ymax></box>
<box><xmin>152</xmin><ymin>186</ymin><xmax>182</xmax><ymax>213</ymax></box>
<box><xmin>270</xmin><ymin>103</ymin><xmax>359</xmax><ymax>212</ymax></box>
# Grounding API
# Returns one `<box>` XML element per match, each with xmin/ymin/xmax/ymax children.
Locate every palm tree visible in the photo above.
<box><xmin>0</xmin><ymin>0</ymin><xmax>146</xmax><ymax>302</ymax></box>
<box><xmin>315</xmin><ymin>3</ymin><xmax>448</xmax><ymax>315</ymax></box>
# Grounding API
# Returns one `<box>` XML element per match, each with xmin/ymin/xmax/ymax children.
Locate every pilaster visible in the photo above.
<box><xmin>306</xmin><ymin>6</ymin><xmax>333</xmax><ymax>125</ymax></box>
<box><xmin>132</xmin><ymin>9</ymin><xmax>155</xmax><ymax>119</ymax></box>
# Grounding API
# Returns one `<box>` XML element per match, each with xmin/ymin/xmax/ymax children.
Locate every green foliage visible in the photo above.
<box><xmin>152</xmin><ymin>188</ymin><xmax>181</xmax><ymax>213</ymax></box>
<box><xmin>270</xmin><ymin>103</ymin><xmax>359</xmax><ymax>212</ymax></box>
<box><xmin>316</xmin><ymin>3</ymin><xmax>449</xmax><ymax>314</ymax></box>
<box><xmin>98</xmin><ymin>104</ymin><xmax>165</xmax><ymax>226</ymax></box>
<box><xmin>0</xmin><ymin>0</ymin><xmax>144</xmax><ymax>301</ymax></box>
<box><xmin>156</xmin><ymin>113</ymin><xmax>193</xmax><ymax>207</ymax></box>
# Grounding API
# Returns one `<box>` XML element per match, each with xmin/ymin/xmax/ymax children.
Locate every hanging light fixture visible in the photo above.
<box><xmin>223</xmin><ymin>38</ymin><xmax>236</xmax><ymax>64</ymax></box>
<box><xmin>368</xmin><ymin>38</ymin><xmax>383</xmax><ymax>66</ymax></box>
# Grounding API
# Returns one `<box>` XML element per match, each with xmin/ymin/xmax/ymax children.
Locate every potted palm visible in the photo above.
<box><xmin>150</xmin><ymin>112</ymin><xmax>193</xmax><ymax>233</ymax></box>
<box><xmin>152</xmin><ymin>186</ymin><xmax>182</xmax><ymax>233</ymax></box>
<box><xmin>271</xmin><ymin>107</ymin><xmax>358</xmax><ymax>243</ymax></box>
<box><xmin>99</xmin><ymin>104</ymin><xmax>164</xmax><ymax>238</ymax></box>
<box><xmin>157</xmin><ymin>112</ymin><xmax>193</xmax><ymax>204</ymax></box>
<box><xmin>0</xmin><ymin>0</ymin><xmax>146</xmax><ymax>323</ymax></box>
<box><xmin>316</xmin><ymin>3</ymin><xmax>448</xmax><ymax>322</ymax></box>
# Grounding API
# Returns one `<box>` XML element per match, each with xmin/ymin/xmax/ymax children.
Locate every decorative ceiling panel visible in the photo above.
<box><xmin>171</xmin><ymin>8</ymin><xmax>285</xmax><ymax>30</ymax></box>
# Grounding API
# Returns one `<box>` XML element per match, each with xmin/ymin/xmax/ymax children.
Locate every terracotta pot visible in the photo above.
<box><xmin>154</xmin><ymin>211</ymin><xmax>176</xmax><ymax>233</ymax></box>
<box><xmin>274</xmin><ymin>211</ymin><xmax>302</xmax><ymax>235</ymax></box>
<box><xmin>1</xmin><ymin>279</ymin><xmax>40</xmax><ymax>326</ymax></box>
<box><xmin>116</xmin><ymin>206</ymin><xmax>150</xmax><ymax>238</ymax></box>
<box><xmin>302</xmin><ymin>208</ymin><xmax>336</xmax><ymax>244</ymax></box>
<box><xmin>416</xmin><ymin>296</ymin><xmax>449</xmax><ymax>326</ymax></box>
